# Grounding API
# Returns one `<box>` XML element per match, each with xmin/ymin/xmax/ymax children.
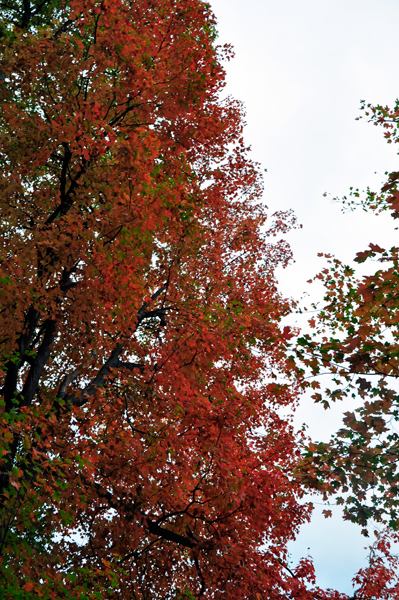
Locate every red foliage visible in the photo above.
<box><xmin>0</xmin><ymin>0</ymin><xmax>318</xmax><ymax>597</ymax></box>
<box><xmin>0</xmin><ymin>0</ymin><xmax>390</xmax><ymax>597</ymax></box>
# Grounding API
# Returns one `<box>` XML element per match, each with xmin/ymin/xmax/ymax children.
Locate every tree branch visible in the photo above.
<box><xmin>20</xmin><ymin>0</ymin><xmax>31</xmax><ymax>29</ymax></box>
<box><xmin>58</xmin><ymin>368</ymin><xmax>80</xmax><ymax>400</ymax></box>
<box><xmin>3</xmin><ymin>307</ymin><xmax>40</xmax><ymax>411</ymax></box>
<box><xmin>116</xmin><ymin>361</ymin><xmax>144</xmax><ymax>372</ymax></box>
<box><xmin>53</xmin><ymin>18</ymin><xmax>75</xmax><ymax>40</ymax></box>
<box><xmin>66</xmin><ymin>285</ymin><xmax>167</xmax><ymax>407</ymax></box>
<box><xmin>93</xmin><ymin>482</ymin><xmax>206</xmax><ymax>550</ymax></box>
<box><xmin>144</xmin><ymin>517</ymin><xmax>198</xmax><ymax>549</ymax></box>
<box><xmin>20</xmin><ymin>319</ymin><xmax>56</xmax><ymax>408</ymax></box>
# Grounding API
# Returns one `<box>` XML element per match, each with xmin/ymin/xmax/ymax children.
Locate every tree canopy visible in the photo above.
<box><xmin>2</xmin><ymin>0</ymin><xmax>399</xmax><ymax>598</ymax></box>
<box><xmin>0</xmin><ymin>0</ymin><xmax>316</xmax><ymax>597</ymax></box>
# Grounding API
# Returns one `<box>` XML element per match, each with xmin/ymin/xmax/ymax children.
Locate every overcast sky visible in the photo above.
<box><xmin>209</xmin><ymin>0</ymin><xmax>399</xmax><ymax>593</ymax></box>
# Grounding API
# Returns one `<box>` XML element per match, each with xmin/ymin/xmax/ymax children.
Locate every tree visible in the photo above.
<box><xmin>296</xmin><ymin>99</ymin><xmax>399</xmax><ymax>566</ymax></box>
<box><xmin>0</xmin><ymin>0</ymin><xmax>324</xmax><ymax>597</ymax></box>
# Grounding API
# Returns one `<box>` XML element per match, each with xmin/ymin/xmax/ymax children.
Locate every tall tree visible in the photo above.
<box><xmin>0</xmin><ymin>1</ymin><xmax>322</xmax><ymax>598</ymax></box>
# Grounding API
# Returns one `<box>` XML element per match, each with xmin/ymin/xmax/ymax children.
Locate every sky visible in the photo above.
<box><xmin>209</xmin><ymin>0</ymin><xmax>399</xmax><ymax>593</ymax></box>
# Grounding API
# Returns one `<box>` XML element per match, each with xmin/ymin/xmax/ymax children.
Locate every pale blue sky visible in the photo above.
<box><xmin>209</xmin><ymin>0</ymin><xmax>399</xmax><ymax>593</ymax></box>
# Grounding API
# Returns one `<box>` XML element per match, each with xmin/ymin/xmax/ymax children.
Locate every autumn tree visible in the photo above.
<box><xmin>0</xmin><ymin>0</ymin><xmax>328</xmax><ymax>598</ymax></box>
<box><xmin>296</xmin><ymin>100</ymin><xmax>399</xmax><ymax>594</ymax></box>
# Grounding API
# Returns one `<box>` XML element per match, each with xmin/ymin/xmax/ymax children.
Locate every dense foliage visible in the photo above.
<box><xmin>2</xmin><ymin>0</ymin><xmax>399</xmax><ymax>597</ymax></box>
<box><xmin>0</xmin><ymin>0</ymin><xmax>317</xmax><ymax>597</ymax></box>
